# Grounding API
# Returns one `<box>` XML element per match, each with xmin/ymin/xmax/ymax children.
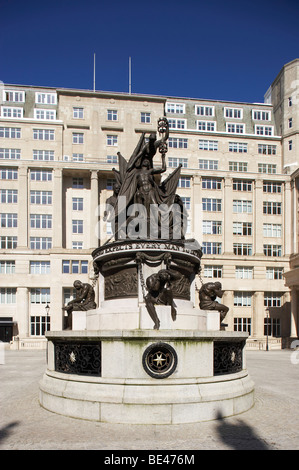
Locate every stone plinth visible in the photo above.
<box><xmin>39</xmin><ymin>329</ymin><xmax>254</xmax><ymax>424</ymax></box>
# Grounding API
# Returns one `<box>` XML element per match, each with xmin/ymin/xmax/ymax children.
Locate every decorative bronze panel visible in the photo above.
<box><xmin>104</xmin><ymin>268</ymin><xmax>138</xmax><ymax>300</ymax></box>
<box><xmin>54</xmin><ymin>341</ymin><xmax>101</xmax><ymax>376</ymax></box>
<box><xmin>142</xmin><ymin>342</ymin><xmax>178</xmax><ymax>379</ymax></box>
<box><xmin>213</xmin><ymin>341</ymin><xmax>244</xmax><ymax>375</ymax></box>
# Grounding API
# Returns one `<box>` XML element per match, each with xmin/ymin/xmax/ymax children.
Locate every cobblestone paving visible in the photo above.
<box><xmin>0</xmin><ymin>349</ymin><xmax>299</xmax><ymax>450</ymax></box>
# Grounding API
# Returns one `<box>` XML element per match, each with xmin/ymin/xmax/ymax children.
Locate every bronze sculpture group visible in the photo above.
<box><xmin>64</xmin><ymin>117</ymin><xmax>229</xmax><ymax>330</ymax></box>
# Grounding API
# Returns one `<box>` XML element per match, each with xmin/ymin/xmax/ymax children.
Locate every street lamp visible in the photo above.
<box><xmin>45</xmin><ymin>303</ymin><xmax>50</xmax><ymax>316</ymax></box>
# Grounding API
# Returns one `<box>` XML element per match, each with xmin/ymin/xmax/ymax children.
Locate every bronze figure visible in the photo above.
<box><xmin>64</xmin><ymin>280</ymin><xmax>96</xmax><ymax>329</ymax></box>
<box><xmin>198</xmin><ymin>281</ymin><xmax>229</xmax><ymax>327</ymax></box>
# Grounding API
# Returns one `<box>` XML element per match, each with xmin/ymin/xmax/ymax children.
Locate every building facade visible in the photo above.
<box><xmin>0</xmin><ymin>59</ymin><xmax>298</xmax><ymax>349</ymax></box>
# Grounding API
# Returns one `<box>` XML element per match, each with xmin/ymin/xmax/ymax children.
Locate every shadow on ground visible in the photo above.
<box><xmin>0</xmin><ymin>421</ymin><xmax>20</xmax><ymax>444</ymax></box>
<box><xmin>215</xmin><ymin>411</ymin><xmax>270</xmax><ymax>450</ymax></box>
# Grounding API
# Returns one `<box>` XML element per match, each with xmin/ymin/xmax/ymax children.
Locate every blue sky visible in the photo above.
<box><xmin>1</xmin><ymin>0</ymin><xmax>299</xmax><ymax>103</ymax></box>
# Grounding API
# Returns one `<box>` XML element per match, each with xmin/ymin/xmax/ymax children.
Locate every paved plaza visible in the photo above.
<box><xmin>0</xmin><ymin>347</ymin><xmax>299</xmax><ymax>450</ymax></box>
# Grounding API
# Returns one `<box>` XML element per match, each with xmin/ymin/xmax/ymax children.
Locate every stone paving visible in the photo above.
<box><xmin>0</xmin><ymin>348</ymin><xmax>299</xmax><ymax>450</ymax></box>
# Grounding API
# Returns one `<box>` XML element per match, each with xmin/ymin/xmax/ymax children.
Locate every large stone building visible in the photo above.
<box><xmin>0</xmin><ymin>59</ymin><xmax>298</xmax><ymax>349</ymax></box>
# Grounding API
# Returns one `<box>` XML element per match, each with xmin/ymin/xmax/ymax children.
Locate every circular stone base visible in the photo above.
<box><xmin>39</xmin><ymin>330</ymin><xmax>254</xmax><ymax>424</ymax></box>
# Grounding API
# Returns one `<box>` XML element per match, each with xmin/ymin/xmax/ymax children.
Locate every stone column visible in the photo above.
<box><xmin>222</xmin><ymin>290</ymin><xmax>234</xmax><ymax>330</ymax></box>
<box><xmin>223</xmin><ymin>177</ymin><xmax>233</xmax><ymax>254</ymax></box>
<box><xmin>290</xmin><ymin>287</ymin><xmax>298</xmax><ymax>338</ymax></box>
<box><xmin>192</xmin><ymin>175</ymin><xmax>201</xmax><ymax>240</ymax></box>
<box><xmin>252</xmin><ymin>291</ymin><xmax>264</xmax><ymax>338</ymax></box>
<box><xmin>17</xmin><ymin>167</ymin><xmax>28</xmax><ymax>248</ymax></box>
<box><xmin>254</xmin><ymin>178</ymin><xmax>264</xmax><ymax>255</ymax></box>
<box><xmin>16</xmin><ymin>287</ymin><xmax>29</xmax><ymax>338</ymax></box>
<box><xmin>52</xmin><ymin>168</ymin><xmax>63</xmax><ymax>248</ymax></box>
<box><xmin>283</xmin><ymin>181</ymin><xmax>292</xmax><ymax>256</ymax></box>
<box><xmin>90</xmin><ymin>170</ymin><xmax>99</xmax><ymax>249</ymax></box>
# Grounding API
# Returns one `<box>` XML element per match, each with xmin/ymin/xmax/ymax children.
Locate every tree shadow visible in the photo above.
<box><xmin>215</xmin><ymin>411</ymin><xmax>270</xmax><ymax>450</ymax></box>
<box><xmin>0</xmin><ymin>421</ymin><xmax>20</xmax><ymax>444</ymax></box>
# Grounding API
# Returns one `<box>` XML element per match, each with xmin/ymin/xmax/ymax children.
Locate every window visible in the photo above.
<box><xmin>233</xmin><ymin>222</ymin><xmax>252</xmax><ymax>236</ymax></box>
<box><xmin>33</xmin><ymin>150</ymin><xmax>54</xmax><ymax>161</ymax></box>
<box><xmin>106</xmin><ymin>178</ymin><xmax>116</xmax><ymax>190</ymax></box>
<box><xmin>203</xmin><ymin>265</ymin><xmax>222</xmax><ymax>278</ymax></box>
<box><xmin>0</xmin><ymin>168</ymin><xmax>18</xmax><ymax>180</ymax></box>
<box><xmin>178</xmin><ymin>177</ymin><xmax>191</xmax><ymax>188</ymax></box>
<box><xmin>263</xmin><ymin>182</ymin><xmax>281</xmax><ymax>193</ymax></box>
<box><xmin>233</xmin><ymin>179</ymin><xmax>252</xmax><ymax>191</ymax></box>
<box><xmin>30</xmin><ymin>170</ymin><xmax>52</xmax><ymax>181</ymax></box>
<box><xmin>263</xmin><ymin>202</ymin><xmax>282</xmax><ymax>215</ymax></box>
<box><xmin>72</xmin><ymin>153</ymin><xmax>84</xmax><ymax>161</ymax></box>
<box><xmin>197</xmin><ymin>121</ymin><xmax>216</xmax><ymax>132</ymax></box>
<box><xmin>179</xmin><ymin>197</ymin><xmax>191</xmax><ymax>210</ymax></box>
<box><xmin>169</xmin><ymin>138</ymin><xmax>188</xmax><ymax>149</ymax></box>
<box><xmin>195</xmin><ymin>105</ymin><xmax>214</xmax><ymax>116</ymax></box>
<box><xmin>30</xmin><ymin>191</ymin><xmax>52</xmax><ymax>205</ymax></box>
<box><xmin>288</xmin><ymin>118</ymin><xmax>293</xmax><ymax>129</ymax></box>
<box><xmin>0</xmin><ymin>236</ymin><xmax>17</xmax><ymax>249</ymax></box>
<box><xmin>255</xmin><ymin>125</ymin><xmax>273</xmax><ymax>136</ymax></box>
<box><xmin>0</xmin><ymin>127</ymin><xmax>21</xmax><ymax>139</ymax></box>
<box><xmin>258</xmin><ymin>144</ymin><xmax>276</xmax><ymax>155</ymax></box>
<box><xmin>30</xmin><ymin>288</ymin><xmax>50</xmax><ymax>304</ymax></box>
<box><xmin>229</xmin><ymin>142</ymin><xmax>248</xmax><ymax>153</ymax></box>
<box><xmin>30</xmin><ymin>316</ymin><xmax>50</xmax><ymax>336</ymax></box>
<box><xmin>168</xmin><ymin>119</ymin><xmax>186</xmax><ymax>129</ymax></box>
<box><xmin>168</xmin><ymin>157</ymin><xmax>188</xmax><ymax>168</ymax></box>
<box><xmin>1</xmin><ymin>107</ymin><xmax>23</xmax><ymax>118</ymax></box>
<box><xmin>73</xmin><ymin>107</ymin><xmax>84</xmax><ymax>119</ymax></box>
<box><xmin>30</xmin><ymin>237</ymin><xmax>52</xmax><ymax>249</ymax></box>
<box><xmin>62</xmin><ymin>260</ymin><xmax>88</xmax><ymax>274</ymax></box>
<box><xmin>107</xmin><ymin>135</ymin><xmax>118</xmax><ymax>146</ymax></box>
<box><xmin>264</xmin><ymin>293</ymin><xmax>282</xmax><ymax>308</ymax></box>
<box><xmin>258</xmin><ymin>164</ymin><xmax>276</xmax><ymax>174</ymax></box>
<box><xmin>0</xmin><ymin>189</ymin><xmax>18</xmax><ymax>204</ymax></box>
<box><xmin>224</xmin><ymin>107</ymin><xmax>243</xmax><ymax>119</ymax></box>
<box><xmin>233</xmin><ymin>243</ymin><xmax>253</xmax><ymax>255</ymax></box>
<box><xmin>0</xmin><ymin>261</ymin><xmax>15</xmax><ymax>274</ymax></box>
<box><xmin>30</xmin><ymin>214</ymin><xmax>52</xmax><ymax>229</ymax></box>
<box><xmin>234</xmin><ymin>318</ymin><xmax>251</xmax><ymax>334</ymax></box>
<box><xmin>3</xmin><ymin>90</ymin><xmax>25</xmax><ymax>102</ymax></box>
<box><xmin>72</xmin><ymin>177</ymin><xmax>84</xmax><ymax>188</ymax></box>
<box><xmin>202</xmin><ymin>242</ymin><xmax>222</xmax><ymax>255</ymax></box>
<box><xmin>0</xmin><ymin>213</ymin><xmax>17</xmax><ymax>228</ymax></box>
<box><xmin>166</xmin><ymin>102</ymin><xmax>185</xmax><ymax>114</ymax></box>
<box><xmin>289</xmin><ymin>140</ymin><xmax>293</xmax><ymax>151</ymax></box>
<box><xmin>227</xmin><ymin>123</ymin><xmax>245</xmax><ymax>134</ymax></box>
<box><xmin>33</xmin><ymin>129</ymin><xmax>55</xmax><ymax>140</ymax></box>
<box><xmin>229</xmin><ymin>161</ymin><xmax>248</xmax><ymax>172</ymax></box>
<box><xmin>34</xmin><ymin>109</ymin><xmax>56</xmax><ymax>120</ymax></box>
<box><xmin>63</xmin><ymin>288</ymin><xmax>77</xmax><ymax>305</ymax></box>
<box><xmin>202</xmin><ymin>198</ymin><xmax>222</xmax><ymax>212</ymax></box>
<box><xmin>233</xmin><ymin>200</ymin><xmax>252</xmax><ymax>213</ymax></box>
<box><xmin>264</xmin><ymin>318</ymin><xmax>281</xmax><ymax>337</ymax></box>
<box><xmin>107</xmin><ymin>109</ymin><xmax>118</xmax><ymax>121</ymax></box>
<box><xmin>289</xmin><ymin>97</ymin><xmax>292</xmax><ymax>107</ymax></box>
<box><xmin>235</xmin><ymin>266</ymin><xmax>253</xmax><ymax>279</ymax></box>
<box><xmin>252</xmin><ymin>110</ymin><xmax>271</xmax><ymax>121</ymax></box>
<box><xmin>72</xmin><ymin>241</ymin><xmax>83</xmax><ymax>249</ymax></box>
<box><xmin>199</xmin><ymin>159</ymin><xmax>218</xmax><ymax>170</ymax></box>
<box><xmin>140</xmin><ymin>112</ymin><xmax>151</xmax><ymax>123</ymax></box>
<box><xmin>202</xmin><ymin>177</ymin><xmax>222</xmax><ymax>190</ymax></box>
<box><xmin>263</xmin><ymin>223</ymin><xmax>282</xmax><ymax>237</ymax></box>
<box><xmin>35</xmin><ymin>92</ymin><xmax>56</xmax><ymax>104</ymax></box>
<box><xmin>72</xmin><ymin>132</ymin><xmax>84</xmax><ymax>144</ymax></box>
<box><xmin>0</xmin><ymin>148</ymin><xmax>21</xmax><ymax>159</ymax></box>
<box><xmin>202</xmin><ymin>220</ymin><xmax>222</xmax><ymax>234</ymax></box>
<box><xmin>263</xmin><ymin>245</ymin><xmax>282</xmax><ymax>257</ymax></box>
<box><xmin>199</xmin><ymin>140</ymin><xmax>218</xmax><ymax>151</ymax></box>
<box><xmin>30</xmin><ymin>261</ymin><xmax>50</xmax><ymax>274</ymax></box>
<box><xmin>0</xmin><ymin>288</ymin><xmax>16</xmax><ymax>304</ymax></box>
<box><xmin>72</xmin><ymin>220</ymin><xmax>83</xmax><ymax>234</ymax></box>
<box><xmin>72</xmin><ymin>197</ymin><xmax>83</xmax><ymax>211</ymax></box>
<box><xmin>234</xmin><ymin>292</ymin><xmax>252</xmax><ymax>307</ymax></box>
<box><xmin>266</xmin><ymin>267</ymin><xmax>283</xmax><ymax>280</ymax></box>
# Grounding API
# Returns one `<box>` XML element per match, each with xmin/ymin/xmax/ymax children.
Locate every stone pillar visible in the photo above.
<box><xmin>254</xmin><ymin>178</ymin><xmax>264</xmax><ymax>255</ymax></box>
<box><xmin>290</xmin><ymin>287</ymin><xmax>298</xmax><ymax>338</ymax></box>
<box><xmin>90</xmin><ymin>170</ymin><xmax>99</xmax><ymax>249</ymax></box>
<box><xmin>284</xmin><ymin>181</ymin><xmax>292</xmax><ymax>256</ymax></box>
<box><xmin>223</xmin><ymin>177</ymin><xmax>233</xmax><ymax>254</ymax></box>
<box><xmin>252</xmin><ymin>291</ymin><xmax>264</xmax><ymax>338</ymax></box>
<box><xmin>16</xmin><ymin>287</ymin><xmax>29</xmax><ymax>338</ymax></box>
<box><xmin>192</xmin><ymin>175</ymin><xmax>201</xmax><ymax>240</ymax></box>
<box><xmin>222</xmin><ymin>290</ymin><xmax>234</xmax><ymax>330</ymax></box>
<box><xmin>17</xmin><ymin>167</ymin><xmax>28</xmax><ymax>248</ymax></box>
<box><xmin>52</xmin><ymin>168</ymin><xmax>63</xmax><ymax>248</ymax></box>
